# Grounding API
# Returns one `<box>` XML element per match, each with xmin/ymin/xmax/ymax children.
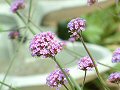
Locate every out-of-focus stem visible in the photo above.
<box><xmin>63</xmin><ymin>83</ymin><xmax>69</xmax><ymax>90</ymax></box>
<box><xmin>82</xmin><ymin>70</ymin><xmax>87</xmax><ymax>90</ymax></box>
<box><xmin>79</xmin><ymin>31</ymin><xmax>110</xmax><ymax>90</ymax></box>
<box><xmin>0</xmin><ymin>81</ymin><xmax>17</xmax><ymax>90</ymax></box>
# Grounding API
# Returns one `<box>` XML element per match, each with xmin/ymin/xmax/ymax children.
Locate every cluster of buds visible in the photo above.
<box><xmin>11</xmin><ymin>0</ymin><xmax>25</xmax><ymax>13</ymax></box>
<box><xmin>29</xmin><ymin>31</ymin><xmax>64</xmax><ymax>58</ymax></box>
<box><xmin>46</xmin><ymin>69</ymin><xmax>69</xmax><ymax>90</ymax></box>
<box><xmin>78</xmin><ymin>56</ymin><xmax>94</xmax><ymax>71</ymax></box>
<box><xmin>108</xmin><ymin>72</ymin><xmax>120</xmax><ymax>84</ymax></box>
<box><xmin>67</xmin><ymin>18</ymin><xmax>86</xmax><ymax>42</ymax></box>
<box><xmin>112</xmin><ymin>48</ymin><xmax>120</xmax><ymax>63</ymax></box>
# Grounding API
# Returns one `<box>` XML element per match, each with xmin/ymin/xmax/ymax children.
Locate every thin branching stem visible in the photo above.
<box><xmin>82</xmin><ymin>70</ymin><xmax>87</xmax><ymax>90</ymax></box>
<box><xmin>79</xmin><ymin>31</ymin><xmax>110</xmax><ymax>90</ymax></box>
<box><xmin>0</xmin><ymin>29</ymin><xmax>28</xmax><ymax>90</ymax></box>
<box><xmin>63</xmin><ymin>83</ymin><xmax>69</xmax><ymax>90</ymax></box>
<box><xmin>0</xmin><ymin>26</ymin><xmax>26</xmax><ymax>33</ymax></box>
<box><xmin>0</xmin><ymin>81</ymin><xmax>17</xmax><ymax>90</ymax></box>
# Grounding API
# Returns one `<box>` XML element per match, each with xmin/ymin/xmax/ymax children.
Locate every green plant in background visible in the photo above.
<box><xmin>57</xmin><ymin>4</ymin><xmax>120</xmax><ymax>45</ymax></box>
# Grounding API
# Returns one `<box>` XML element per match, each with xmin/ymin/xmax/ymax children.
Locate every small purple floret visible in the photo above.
<box><xmin>46</xmin><ymin>69</ymin><xmax>69</xmax><ymax>90</ymax></box>
<box><xmin>112</xmin><ymin>48</ymin><xmax>120</xmax><ymax>63</ymax></box>
<box><xmin>9</xmin><ymin>31</ymin><xmax>20</xmax><ymax>39</ymax></box>
<box><xmin>11</xmin><ymin>0</ymin><xmax>25</xmax><ymax>13</ymax></box>
<box><xmin>78</xmin><ymin>56</ymin><xmax>94</xmax><ymax>71</ymax></box>
<box><xmin>29</xmin><ymin>31</ymin><xmax>64</xmax><ymax>58</ymax></box>
<box><xmin>87</xmin><ymin>0</ymin><xmax>97</xmax><ymax>6</ymax></box>
<box><xmin>108</xmin><ymin>72</ymin><xmax>120</xmax><ymax>84</ymax></box>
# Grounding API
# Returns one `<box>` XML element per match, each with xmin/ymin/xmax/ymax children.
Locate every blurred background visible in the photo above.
<box><xmin>0</xmin><ymin>0</ymin><xmax>120</xmax><ymax>90</ymax></box>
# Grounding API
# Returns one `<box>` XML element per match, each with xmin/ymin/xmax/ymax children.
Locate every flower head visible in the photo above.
<box><xmin>87</xmin><ymin>0</ymin><xmax>97</xmax><ymax>6</ymax></box>
<box><xmin>108</xmin><ymin>72</ymin><xmax>120</xmax><ymax>84</ymax></box>
<box><xmin>78</xmin><ymin>56</ymin><xmax>94</xmax><ymax>71</ymax></box>
<box><xmin>29</xmin><ymin>31</ymin><xmax>64</xmax><ymax>58</ymax></box>
<box><xmin>112</xmin><ymin>48</ymin><xmax>120</xmax><ymax>63</ymax></box>
<box><xmin>9</xmin><ymin>31</ymin><xmax>20</xmax><ymax>39</ymax></box>
<box><xmin>46</xmin><ymin>69</ymin><xmax>69</xmax><ymax>90</ymax></box>
<box><xmin>67</xmin><ymin>18</ymin><xmax>86</xmax><ymax>42</ymax></box>
<box><xmin>11</xmin><ymin>0</ymin><xmax>25</xmax><ymax>13</ymax></box>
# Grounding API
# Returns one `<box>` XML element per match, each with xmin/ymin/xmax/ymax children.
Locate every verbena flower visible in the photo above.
<box><xmin>87</xmin><ymin>0</ymin><xmax>97</xmax><ymax>6</ymax></box>
<box><xmin>11</xmin><ymin>0</ymin><xmax>25</xmax><ymax>13</ymax></box>
<box><xmin>108</xmin><ymin>72</ymin><xmax>120</xmax><ymax>84</ymax></box>
<box><xmin>67</xmin><ymin>18</ymin><xmax>86</xmax><ymax>42</ymax></box>
<box><xmin>112</xmin><ymin>48</ymin><xmax>120</xmax><ymax>63</ymax></box>
<box><xmin>46</xmin><ymin>69</ymin><xmax>69</xmax><ymax>90</ymax></box>
<box><xmin>9</xmin><ymin>31</ymin><xmax>20</xmax><ymax>39</ymax></box>
<box><xmin>78</xmin><ymin>56</ymin><xmax>94</xmax><ymax>71</ymax></box>
<box><xmin>29</xmin><ymin>31</ymin><xmax>64</xmax><ymax>58</ymax></box>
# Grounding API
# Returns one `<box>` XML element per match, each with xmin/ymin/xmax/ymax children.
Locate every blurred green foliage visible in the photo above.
<box><xmin>57</xmin><ymin>5</ymin><xmax>120</xmax><ymax>45</ymax></box>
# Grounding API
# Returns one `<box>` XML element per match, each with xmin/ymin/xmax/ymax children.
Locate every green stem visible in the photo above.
<box><xmin>0</xmin><ymin>29</ymin><xmax>27</xmax><ymax>90</ymax></box>
<box><xmin>63</xmin><ymin>83</ymin><xmax>69</xmax><ymax>90</ymax></box>
<box><xmin>69</xmin><ymin>75</ymin><xmax>81</xmax><ymax>90</ymax></box>
<box><xmin>28</xmin><ymin>0</ymin><xmax>32</xmax><ymax>23</ymax></box>
<box><xmin>0</xmin><ymin>81</ymin><xmax>17</xmax><ymax>90</ymax></box>
<box><xmin>79</xmin><ymin>31</ymin><xmax>110</xmax><ymax>90</ymax></box>
<box><xmin>0</xmin><ymin>26</ymin><xmax>26</xmax><ymax>32</ymax></box>
<box><xmin>97</xmin><ymin>62</ymin><xmax>119</xmax><ymax>71</ymax></box>
<box><xmin>16</xmin><ymin>12</ymin><xmax>36</xmax><ymax>35</ymax></box>
<box><xmin>82</xmin><ymin>70</ymin><xmax>87</xmax><ymax>90</ymax></box>
<box><xmin>53</xmin><ymin>57</ymin><xmax>74</xmax><ymax>90</ymax></box>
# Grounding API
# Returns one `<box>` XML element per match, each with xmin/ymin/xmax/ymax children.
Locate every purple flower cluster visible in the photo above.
<box><xmin>67</xmin><ymin>18</ymin><xmax>86</xmax><ymax>42</ymax></box>
<box><xmin>87</xmin><ymin>0</ymin><xmax>97</xmax><ymax>6</ymax></box>
<box><xmin>29</xmin><ymin>31</ymin><xmax>64</xmax><ymax>58</ymax></box>
<box><xmin>11</xmin><ymin>0</ymin><xmax>25</xmax><ymax>13</ymax></box>
<box><xmin>108</xmin><ymin>72</ymin><xmax>120</xmax><ymax>84</ymax></box>
<box><xmin>46</xmin><ymin>69</ymin><xmax>69</xmax><ymax>89</ymax></box>
<box><xmin>112</xmin><ymin>48</ymin><xmax>120</xmax><ymax>63</ymax></box>
<box><xmin>78</xmin><ymin>56</ymin><xmax>94</xmax><ymax>71</ymax></box>
<box><xmin>9</xmin><ymin>31</ymin><xmax>20</xmax><ymax>39</ymax></box>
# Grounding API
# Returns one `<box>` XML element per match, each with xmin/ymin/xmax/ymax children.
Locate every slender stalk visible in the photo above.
<box><xmin>82</xmin><ymin>70</ymin><xmax>87</xmax><ymax>90</ymax></box>
<box><xmin>53</xmin><ymin>57</ymin><xmax>74</xmax><ymax>90</ymax></box>
<box><xmin>28</xmin><ymin>0</ymin><xmax>32</xmax><ymax>23</ymax></box>
<box><xmin>63</xmin><ymin>83</ymin><xmax>69</xmax><ymax>90</ymax></box>
<box><xmin>97</xmin><ymin>62</ymin><xmax>119</xmax><ymax>71</ymax></box>
<box><xmin>0</xmin><ymin>29</ymin><xmax>27</xmax><ymax>90</ymax></box>
<box><xmin>0</xmin><ymin>26</ymin><xmax>26</xmax><ymax>32</ymax></box>
<box><xmin>29</xmin><ymin>19</ymin><xmax>43</xmax><ymax>32</ymax></box>
<box><xmin>117</xmin><ymin>82</ymin><xmax>120</xmax><ymax>90</ymax></box>
<box><xmin>5</xmin><ymin>0</ymin><xmax>36</xmax><ymax>35</ymax></box>
<box><xmin>0</xmin><ymin>81</ymin><xmax>17</xmax><ymax>90</ymax></box>
<box><xmin>16</xmin><ymin>12</ymin><xmax>36</xmax><ymax>35</ymax></box>
<box><xmin>79</xmin><ymin>31</ymin><xmax>110</xmax><ymax>90</ymax></box>
<box><xmin>69</xmin><ymin>75</ymin><xmax>81</xmax><ymax>90</ymax></box>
